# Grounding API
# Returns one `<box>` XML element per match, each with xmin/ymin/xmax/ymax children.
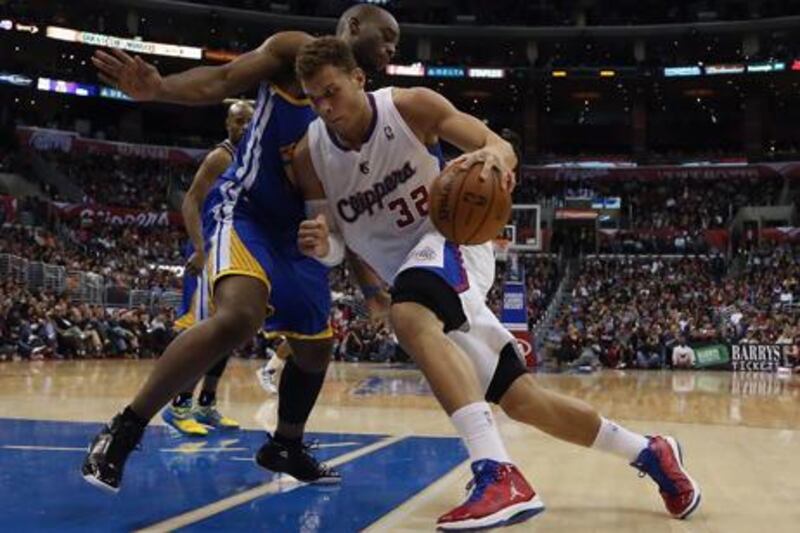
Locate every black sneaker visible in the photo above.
<box><xmin>81</xmin><ymin>414</ymin><xmax>144</xmax><ymax>493</ymax></box>
<box><xmin>255</xmin><ymin>434</ymin><xmax>341</xmax><ymax>484</ymax></box>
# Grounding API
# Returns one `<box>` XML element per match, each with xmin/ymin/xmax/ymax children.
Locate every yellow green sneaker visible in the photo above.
<box><xmin>162</xmin><ymin>405</ymin><xmax>209</xmax><ymax>436</ymax></box>
<box><xmin>194</xmin><ymin>403</ymin><xmax>240</xmax><ymax>430</ymax></box>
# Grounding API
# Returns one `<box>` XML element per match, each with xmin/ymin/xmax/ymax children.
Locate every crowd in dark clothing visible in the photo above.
<box><xmin>40</xmin><ymin>151</ymin><xmax>193</xmax><ymax>210</ymax></box>
<box><xmin>0</xmin><ymin>281</ymin><xmax>175</xmax><ymax>361</ymax></box>
<box><xmin>515</xmin><ymin>174</ymin><xmax>784</xmax><ymax>232</ymax></box>
<box><xmin>0</xmin><ymin>223</ymin><xmax>184</xmax><ymax>291</ymax></box>
<box><xmin>549</xmin><ymin>246</ymin><xmax>799</xmax><ymax>370</ymax></box>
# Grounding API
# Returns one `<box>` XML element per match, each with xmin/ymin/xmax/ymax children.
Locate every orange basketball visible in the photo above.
<box><xmin>429</xmin><ymin>161</ymin><xmax>512</xmax><ymax>245</ymax></box>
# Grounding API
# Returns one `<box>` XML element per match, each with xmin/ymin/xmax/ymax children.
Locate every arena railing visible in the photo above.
<box><xmin>31</xmin><ymin>262</ymin><xmax>67</xmax><ymax>294</ymax></box>
<box><xmin>0</xmin><ymin>254</ymin><xmax>29</xmax><ymax>285</ymax></box>
<box><xmin>0</xmin><ymin>253</ymin><xmax>180</xmax><ymax>310</ymax></box>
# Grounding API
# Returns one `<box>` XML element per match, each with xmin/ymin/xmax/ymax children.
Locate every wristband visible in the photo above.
<box><xmin>361</xmin><ymin>285</ymin><xmax>383</xmax><ymax>299</ymax></box>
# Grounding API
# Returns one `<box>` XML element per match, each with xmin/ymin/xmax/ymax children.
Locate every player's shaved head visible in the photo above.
<box><xmin>336</xmin><ymin>4</ymin><xmax>396</xmax><ymax>35</ymax></box>
<box><xmin>336</xmin><ymin>4</ymin><xmax>398</xmax><ymax>73</ymax></box>
<box><xmin>226</xmin><ymin>100</ymin><xmax>254</xmax><ymax>144</ymax></box>
<box><xmin>228</xmin><ymin>100</ymin><xmax>254</xmax><ymax>117</ymax></box>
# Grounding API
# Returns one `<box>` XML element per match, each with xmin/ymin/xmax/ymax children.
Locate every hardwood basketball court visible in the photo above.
<box><xmin>0</xmin><ymin>360</ymin><xmax>797</xmax><ymax>531</ymax></box>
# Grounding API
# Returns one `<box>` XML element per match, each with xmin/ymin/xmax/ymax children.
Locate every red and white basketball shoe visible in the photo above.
<box><xmin>437</xmin><ymin>459</ymin><xmax>545</xmax><ymax>531</ymax></box>
<box><xmin>631</xmin><ymin>435</ymin><xmax>702</xmax><ymax>519</ymax></box>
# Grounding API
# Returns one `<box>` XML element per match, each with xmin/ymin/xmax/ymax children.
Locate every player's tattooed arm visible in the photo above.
<box><xmin>92</xmin><ymin>32</ymin><xmax>313</xmax><ymax>105</ymax></box>
<box><xmin>345</xmin><ymin>250</ymin><xmax>391</xmax><ymax>326</ymax></box>
<box><xmin>393</xmin><ymin>87</ymin><xmax>517</xmax><ymax>191</ymax></box>
<box><xmin>182</xmin><ymin>148</ymin><xmax>231</xmax><ymax>275</ymax></box>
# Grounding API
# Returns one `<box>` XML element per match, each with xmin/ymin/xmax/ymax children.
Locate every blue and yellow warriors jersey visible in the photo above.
<box><xmin>203</xmin><ymin>84</ymin><xmax>316</xmax><ymax>248</ymax></box>
<box><xmin>194</xmin><ymin>83</ymin><xmax>332</xmax><ymax>340</ymax></box>
<box><xmin>176</xmin><ymin>138</ymin><xmax>235</xmax><ymax>330</ymax></box>
<box><xmin>217</xmin><ymin>138</ymin><xmax>236</xmax><ymax>159</ymax></box>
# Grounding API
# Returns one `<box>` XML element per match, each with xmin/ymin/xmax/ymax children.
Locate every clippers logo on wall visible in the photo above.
<box><xmin>730</xmin><ymin>344</ymin><xmax>789</xmax><ymax>372</ymax></box>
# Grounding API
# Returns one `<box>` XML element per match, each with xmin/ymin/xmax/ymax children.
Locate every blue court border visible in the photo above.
<box><xmin>0</xmin><ymin>418</ymin><xmax>466</xmax><ymax>531</ymax></box>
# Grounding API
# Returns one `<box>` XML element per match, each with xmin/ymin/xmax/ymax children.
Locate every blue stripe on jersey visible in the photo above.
<box><xmin>204</xmin><ymin>86</ymin><xmax>316</xmax><ymax>245</ymax></box>
<box><xmin>241</xmin><ymin>95</ymin><xmax>276</xmax><ymax>190</ymax></box>
<box><xmin>235</xmin><ymin>84</ymin><xmax>269</xmax><ymax>184</ymax></box>
<box><xmin>427</xmin><ymin>143</ymin><xmax>446</xmax><ymax>171</ymax></box>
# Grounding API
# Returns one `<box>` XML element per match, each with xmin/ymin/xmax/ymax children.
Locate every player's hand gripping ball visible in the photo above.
<box><xmin>429</xmin><ymin>161</ymin><xmax>512</xmax><ymax>245</ymax></box>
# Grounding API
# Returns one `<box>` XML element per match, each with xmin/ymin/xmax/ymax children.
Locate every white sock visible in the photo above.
<box><xmin>591</xmin><ymin>417</ymin><xmax>649</xmax><ymax>463</ymax></box>
<box><xmin>450</xmin><ymin>402</ymin><xmax>511</xmax><ymax>463</ymax></box>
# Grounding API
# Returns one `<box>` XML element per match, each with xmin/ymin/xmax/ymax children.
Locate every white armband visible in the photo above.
<box><xmin>319</xmin><ymin>232</ymin><xmax>345</xmax><ymax>267</ymax></box>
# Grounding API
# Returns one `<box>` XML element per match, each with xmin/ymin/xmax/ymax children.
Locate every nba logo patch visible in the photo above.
<box><xmin>415</xmin><ymin>246</ymin><xmax>436</xmax><ymax>261</ymax></box>
<box><xmin>384</xmin><ymin>126</ymin><xmax>395</xmax><ymax>140</ymax></box>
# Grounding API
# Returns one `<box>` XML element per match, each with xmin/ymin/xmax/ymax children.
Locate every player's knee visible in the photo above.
<box><xmin>389</xmin><ymin>303</ymin><xmax>420</xmax><ymax>340</ymax></box>
<box><xmin>213</xmin><ymin>305</ymin><xmax>264</xmax><ymax>344</ymax></box>
<box><xmin>488</xmin><ymin>342</ymin><xmax>532</xmax><ymax>406</ymax></box>
<box><xmin>212</xmin><ymin>275</ymin><xmax>268</xmax><ymax>342</ymax></box>
<box><xmin>498</xmin><ymin>377</ymin><xmax>546</xmax><ymax>424</ymax></box>
<box><xmin>289</xmin><ymin>338</ymin><xmax>333</xmax><ymax>373</ymax></box>
<box><xmin>501</xmin><ymin>386</ymin><xmax>535</xmax><ymax>423</ymax></box>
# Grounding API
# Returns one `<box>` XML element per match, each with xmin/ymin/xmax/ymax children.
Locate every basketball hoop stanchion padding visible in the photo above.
<box><xmin>493</xmin><ymin>237</ymin><xmax>511</xmax><ymax>263</ymax></box>
<box><xmin>499</xmin><ymin>255</ymin><xmax>536</xmax><ymax>369</ymax></box>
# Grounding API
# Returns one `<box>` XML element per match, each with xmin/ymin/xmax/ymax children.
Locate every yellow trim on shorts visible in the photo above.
<box><xmin>173</xmin><ymin>312</ymin><xmax>196</xmax><ymax>331</ymax></box>
<box><xmin>264</xmin><ymin>325</ymin><xmax>334</xmax><ymax>341</ymax></box>
<box><xmin>272</xmin><ymin>85</ymin><xmax>311</xmax><ymax>107</ymax></box>
<box><xmin>210</xmin><ymin>228</ymin><xmax>272</xmax><ymax>292</ymax></box>
<box><xmin>211</xmin><ymin>270</ymin><xmax>275</xmax><ymax>320</ymax></box>
<box><xmin>207</xmin><ymin>228</ymin><xmax>273</xmax><ymax>317</ymax></box>
<box><xmin>174</xmin><ymin>283</ymin><xmax>199</xmax><ymax>331</ymax></box>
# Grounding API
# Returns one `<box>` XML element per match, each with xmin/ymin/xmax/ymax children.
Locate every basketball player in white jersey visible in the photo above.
<box><xmin>290</xmin><ymin>37</ymin><xmax>701</xmax><ymax>531</ymax></box>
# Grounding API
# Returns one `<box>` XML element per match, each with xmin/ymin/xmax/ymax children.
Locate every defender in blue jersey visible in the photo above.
<box><xmin>83</xmin><ymin>5</ymin><xmax>399</xmax><ymax>493</ymax></box>
<box><xmin>163</xmin><ymin>100</ymin><xmax>253</xmax><ymax>437</ymax></box>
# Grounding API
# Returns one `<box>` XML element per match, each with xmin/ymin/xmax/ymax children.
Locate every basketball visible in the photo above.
<box><xmin>429</xmin><ymin>161</ymin><xmax>512</xmax><ymax>245</ymax></box>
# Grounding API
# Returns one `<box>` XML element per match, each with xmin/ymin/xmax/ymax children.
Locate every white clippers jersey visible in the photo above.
<box><xmin>307</xmin><ymin>87</ymin><xmax>445</xmax><ymax>284</ymax></box>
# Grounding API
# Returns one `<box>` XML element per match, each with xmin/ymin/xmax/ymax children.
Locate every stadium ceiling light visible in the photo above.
<box><xmin>1</xmin><ymin>19</ymin><xmax>39</xmax><ymax>34</ymax></box>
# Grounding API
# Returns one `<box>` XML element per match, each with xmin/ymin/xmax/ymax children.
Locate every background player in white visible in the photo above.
<box><xmin>257</xmin><ymin>335</ymin><xmax>291</xmax><ymax>394</ymax></box>
<box><xmin>290</xmin><ymin>37</ymin><xmax>702</xmax><ymax>531</ymax></box>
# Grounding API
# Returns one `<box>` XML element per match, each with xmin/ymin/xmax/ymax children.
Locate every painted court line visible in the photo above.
<box><xmin>363</xmin><ymin>458</ymin><xmax>470</xmax><ymax>532</ymax></box>
<box><xmin>159</xmin><ymin>447</ymin><xmax>249</xmax><ymax>453</ymax></box>
<box><xmin>135</xmin><ymin>435</ymin><xmax>407</xmax><ymax>532</ymax></box>
<box><xmin>312</xmin><ymin>441</ymin><xmax>363</xmax><ymax>449</ymax></box>
<box><xmin>1</xmin><ymin>445</ymin><xmax>86</xmax><ymax>452</ymax></box>
<box><xmin>223</xmin><ymin>441</ymin><xmax>365</xmax><ymax>462</ymax></box>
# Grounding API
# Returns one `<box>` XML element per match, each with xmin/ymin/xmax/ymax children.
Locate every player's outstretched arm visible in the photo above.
<box><xmin>182</xmin><ymin>147</ymin><xmax>232</xmax><ymax>275</ymax></box>
<box><xmin>393</xmin><ymin>87</ymin><xmax>517</xmax><ymax>191</ymax></box>
<box><xmin>92</xmin><ymin>32</ymin><xmax>312</xmax><ymax>105</ymax></box>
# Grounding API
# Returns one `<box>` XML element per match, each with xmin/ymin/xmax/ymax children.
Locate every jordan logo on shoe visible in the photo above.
<box><xmin>509</xmin><ymin>481</ymin><xmax>524</xmax><ymax>500</ymax></box>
